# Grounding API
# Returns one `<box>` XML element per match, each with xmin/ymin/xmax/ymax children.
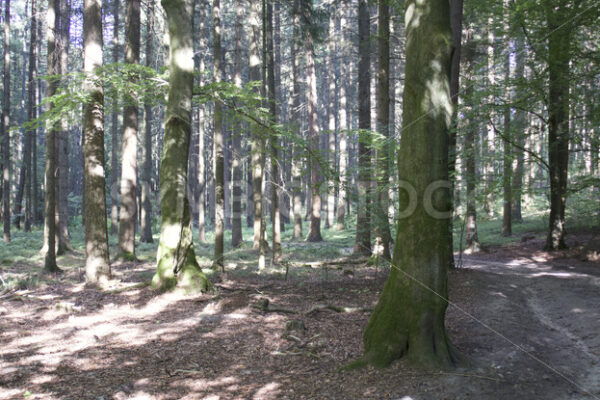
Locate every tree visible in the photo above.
<box><xmin>374</xmin><ymin>0</ymin><xmax>392</xmax><ymax>261</ymax></box>
<box><xmin>231</xmin><ymin>0</ymin><xmax>244</xmax><ymax>248</ymax></box>
<box><xmin>354</xmin><ymin>0</ymin><xmax>371</xmax><ymax>255</ymax></box>
<box><xmin>291</xmin><ymin>0</ymin><xmax>302</xmax><ymax>240</ymax></box>
<box><xmin>24</xmin><ymin>0</ymin><xmax>38</xmax><ymax>232</ymax></box>
<box><xmin>212</xmin><ymin>0</ymin><xmax>224</xmax><ymax>269</ymax></box>
<box><xmin>43</xmin><ymin>0</ymin><xmax>60</xmax><ymax>273</ymax></box>
<box><xmin>152</xmin><ymin>0</ymin><xmax>211</xmax><ymax>293</ymax></box>
<box><xmin>118</xmin><ymin>0</ymin><xmax>141</xmax><ymax>260</ymax></box>
<box><xmin>361</xmin><ymin>0</ymin><xmax>460</xmax><ymax>368</ymax></box>
<box><xmin>83</xmin><ymin>0</ymin><xmax>111</xmax><ymax>286</ymax></box>
<box><xmin>110</xmin><ymin>0</ymin><xmax>120</xmax><ymax>236</ymax></box>
<box><xmin>140</xmin><ymin>0</ymin><xmax>154</xmax><ymax>243</ymax></box>
<box><xmin>304</xmin><ymin>0</ymin><xmax>323</xmax><ymax>243</ymax></box>
<box><xmin>2</xmin><ymin>0</ymin><xmax>11</xmax><ymax>243</ymax></box>
<box><xmin>335</xmin><ymin>4</ymin><xmax>349</xmax><ymax>231</ymax></box>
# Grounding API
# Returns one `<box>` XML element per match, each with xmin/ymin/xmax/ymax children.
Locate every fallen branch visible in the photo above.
<box><xmin>305</xmin><ymin>304</ymin><xmax>374</xmax><ymax>315</ymax></box>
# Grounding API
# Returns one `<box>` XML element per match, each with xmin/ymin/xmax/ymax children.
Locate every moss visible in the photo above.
<box><xmin>120</xmin><ymin>252</ymin><xmax>137</xmax><ymax>262</ymax></box>
<box><xmin>338</xmin><ymin>358</ymin><xmax>368</xmax><ymax>372</ymax></box>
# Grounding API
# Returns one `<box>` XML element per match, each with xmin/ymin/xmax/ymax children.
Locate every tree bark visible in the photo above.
<box><xmin>118</xmin><ymin>0</ymin><xmax>141</xmax><ymax>260</ymax></box>
<box><xmin>24</xmin><ymin>0</ymin><xmax>37</xmax><ymax>232</ymax></box>
<box><xmin>83</xmin><ymin>0</ymin><xmax>111</xmax><ymax>286</ymax></box>
<box><xmin>354</xmin><ymin>0</ymin><xmax>371</xmax><ymax>254</ymax></box>
<box><xmin>140</xmin><ymin>0</ymin><xmax>154</xmax><ymax>243</ymax></box>
<box><xmin>196</xmin><ymin>0</ymin><xmax>207</xmax><ymax>243</ymax></box>
<box><xmin>336</xmin><ymin>6</ymin><xmax>348</xmax><ymax>231</ymax></box>
<box><xmin>110</xmin><ymin>0</ymin><xmax>120</xmax><ymax>235</ymax></box>
<box><xmin>212</xmin><ymin>0</ymin><xmax>224</xmax><ymax>269</ymax></box>
<box><xmin>43</xmin><ymin>0</ymin><xmax>60</xmax><ymax>273</ymax></box>
<box><xmin>231</xmin><ymin>0</ymin><xmax>244</xmax><ymax>248</ymax></box>
<box><xmin>153</xmin><ymin>0</ymin><xmax>211</xmax><ymax>293</ymax></box>
<box><xmin>291</xmin><ymin>0</ymin><xmax>302</xmax><ymax>240</ymax></box>
<box><xmin>2</xmin><ymin>0</ymin><xmax>11</xmax><ymax>243</ymax></box>
<box><xmin>362</xmin><ymin>0</ymin><xmax>459</xmax><ymax>368</ymax></box>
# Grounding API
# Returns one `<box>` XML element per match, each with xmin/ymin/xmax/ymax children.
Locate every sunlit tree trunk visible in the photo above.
<box><xmin>335</xmin><ymin>6</ymin><xmax>348</xmax><ymax>231</ymax></box>
<box><xmin>140</xmin><ymin>0</ymin><xmax>154</xmax><ymax>243</ymax></box>
<box><xmin>153</xmin><ymin>0</ymin><xmax>211</xmax><ymax>293</ymax></box>
<box><xmin>325</xmin><ymin>12</ymin><xmax>336</xmax><ymax>230</ymax></box>
<box><xmin>118</xmin><ymin>0</ymin><xmax>141</xmax><ymax>260</ymax></box>
<box><xmin>83</xmin><ymin>0</ymin><xmax>111</xmax><ymax>286</ymax></box>
<box><xmin>231</xmin><ymin>0</ymin><xmax>244</xmax><ymax>248</ymax></box>
<box><xmin>196</xmin><ymin>0</ymin><xmax>207</xmax><ymax>243</ymax></box>
<box><xmin>110</xmin><ymin>0</ymin><xmax>120</xmax><ymax>235</ymax></box>
<box><xmin>212</xmin><ymin>0</ymin><xmax>224</xmax><ymax>269</ymax></box>
<box><xmin>362</xmin><ymin>0</ymin><xmax>459</xmax><ymax>368</ymax></box>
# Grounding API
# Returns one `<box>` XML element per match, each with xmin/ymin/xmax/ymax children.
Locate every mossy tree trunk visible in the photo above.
<box><xmin>118</xmin><ymin>0</ymin><xmax>141</xmax><ymax>260</ymax></box>
<box><xmin>153</xmin><ymin>0</ymin><xmax>211</xmax><ymax>293</ymax></box>
<box><xmin>362</xmin><ymin>0</ymin><xmax>460</xmax><ymax>369</ymax></box>
<box><xmin>83</xmin><ymin>0</ymin><xmax>111</xmax><ymax>286</ymax></box>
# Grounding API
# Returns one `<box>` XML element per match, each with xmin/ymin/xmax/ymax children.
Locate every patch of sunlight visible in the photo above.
<box><xmin>572</xmin><ymin>308</ymin><xmax>584</xmax><ymax>313</ymax></box>
<box><xmin>0</xmin><ymin>389</ymin><xmax>22</xmax><ymax>400</ymax></box>
<box><xmin>490</xmin><ymin>291</ymin><xmax>507</xmax><ymax>298</ymax></box>
<box><xmin>253</xmin><ymin>382</ymin><xmax>281</xmax><ymax>400</ymax></box>
<box><xmin>180</xmin><ymin>376</ymin><xmax>238</xmax><ymax>391</ymax></box>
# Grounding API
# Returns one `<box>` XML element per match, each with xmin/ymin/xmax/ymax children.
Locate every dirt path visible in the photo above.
<box><xmin>1</xmin><ymin>244</ymin><xmax>599</xmax><ymax>400</ymax></box>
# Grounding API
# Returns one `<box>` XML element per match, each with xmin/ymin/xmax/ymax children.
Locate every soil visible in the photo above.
<box><xmin>1</xmin><ymin>234</ymin><xmax>599</xmax><ymax>400</ymax></box>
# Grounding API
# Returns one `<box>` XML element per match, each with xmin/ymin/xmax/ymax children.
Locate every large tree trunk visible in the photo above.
<box><xmin>305</xmin><ymin>5</ymin><xmax>323</xmax><ymax>243</ymax></box>
<box><xmin>362</xmin><ymin>0</ymin><xmax>459</xmax><ymax>369</ymax></box>
<box><xmin>110</xmin><ymin>0</ymin><xmax>120</xmax><ymax>235</ymax></box>
<box><xmin>354</xmin><ymin>0</ymin><xmax>371</xmax><ymax>255</ymax></box>
<box><xmin>373</xmin><ymin>0</ymin><xmax>392</xmax><ymax>261</ymax></box>
<box><xmin>544</xmin><ymin>2</ymin><xmax>571</xmax><ymax>251</ymax></box>
<box><xmin>212</xmin><ymin>0</ymin><xmax>224</xmax><ymax>269</ymax></box>
<box><xmin>83</xmin><ymin>0</ymin><xmax>111</xmax><ymax>286</ymax></box>
<box><xmin>43</xmin><ymin>0</ymin><xmax>60</xmax><ymax>273</ymax></box>
<box><xmin>196</xmin><ymin>0</ymin><xmax>207</xmax><ymax>243</ymax></box>
<box><xmin>140</xmin><ymin>0</ymin><xmax>154</xmax><ymax>243</ymax></box>
<box><xmin>2</xmin><ymin>0</ymin><xmax>11</xmax><ymax>243</ymax></box>
<box><xmin>153</xmin><ymin>0</ymin><xmax>211</xmax><ymax>293</ymax></box>
<box><xmin>231</xmin><ymin>0</ymin><xmax>244</xmax><ymax>248</ymax></box>
<box><xmin>118</xmin><ymin>0</ymin><xmax>141</xmax><ymax>260</ymax></box>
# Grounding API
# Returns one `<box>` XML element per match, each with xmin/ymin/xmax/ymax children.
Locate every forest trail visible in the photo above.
<box><xmin>1</xmin><ymin>237</ymin><xmax>599</xmax><ymax>400</ymax></box>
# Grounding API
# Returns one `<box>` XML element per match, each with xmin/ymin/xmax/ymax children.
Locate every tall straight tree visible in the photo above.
<box><xmin>196</xmin><ymin>0</ymin><xmax>207</xmax><ymax>243</ymax></box>
<box><xmin>335</xmin><ymin>4</ymin><xmax>348</xmax><ymax>231</ymax></box>
<box><xmin>140</xmin><ymin>0</ymin><xmax>154</xmax><ymax>243</ymax></box>
<box><xmin>24</xmin><ymin>0</ymin><xmax>38</xmax><ymax>232</ymax></box>
<box><xmin>153</xmin><ymin>0</ymin><xmax>211</xmax><ymax>293</ymax></box>
<box><xmin>83</xmin><ymin>0</ymin><xmax>111</xmax><ymax>286</ymax></box>
<box><xmin>325</xmin><ymin>11</ymin><xmax>335</xmax><ymax>230</ymax></box>
<box><xmin>362</xmin><ymin>0</ymin><xmax>459</xmax><ymax>368</ymax></box>
<box><xmin>110</xmin><ymin>0</ymin><xmax>120</xmax><ymax>235</ymax></box>
<box><xmin>304</xmin><ymin>0</ymin><xmax>323</xmax><ymax>243</ymax></box>
<box><xmin>43</xmin><ymin>0</ymin><xmax>60</xmax><ymax>273</ymax></box>
<box><xmin>2</xmin><ymin>0</ymin><xmax>11</xmax><ymax>243</ymax></box>
<box><xmin>119</xmin><ymin>0</ymin><xmax>141</xmax><ymax>259</ymax></box>
<box><xmin>291</xmin><ymin>0</ymin><xmax>302</xmax><ymax>240</ymax></box>
<box><xmin>373</xmin><ymin>0</ymin><xmax>392</xmax><ymax>261</ymax></box>
<box><xmin>212</xmin><ymin>0</ymin><xmax>224</xmax><ymax>269</ymax></box>
<box><xmin>354</xmin><ymin>0</ymin><xmax>371</xmax><ymax>255</ymax></box>
<box><xmin>231</xmin><ymin>0</ymin><xmax>244</xmax><ymax>248</ymax></box>
<box><xmin>267</xmin><ymin>0</ymin><xmax>282</xmax><ymax>262</ymax></box>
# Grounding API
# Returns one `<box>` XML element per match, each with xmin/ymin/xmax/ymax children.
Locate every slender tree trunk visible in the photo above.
<box><xmin>336</xmin><ymin>7</ymin><xmax>348</xmax><ymax>231</ymax></box>
<box><xmin>153</xmin><ymin>0</ymin><xmax>211</xmax><ymax>293</ymax></box>
<box><xmin>24</xmin><ymin>0</ymin><xmax>37</xmax><ymax>232</ymax></box>
<box><xmin>291</xmin><ymin>0</ymin><xmax>302</xmax><ymax>240</ymax></box>
<box><xmin>56</xmin><ymin>0</ymin><xmax>71</xmax><ymax>254</ymax></box>
<box><xmin>374</xmin><ymin>0</ymin><xmax>392</xmax><ymax>260</ymax></box>
<box><xmin>43</xmin><ymin>0</ymin><xmax>59</xmax><ymax>273</ymax></box>
<box><xmin>544</xmin><ymin>2</ymin><xmax>571</xmax><ymax>251</ymax></box>
<box><xmin>83</xmin><ymin>0</ymin><xmax>111</xmax><ymax>286</ymax></box>
<box><xmin>325</xmin><ymin>12</ymin><xmax>336</xmax><ymax>230</ymax></box>
<box><xmin>212</xmin><ymin>0</ymin><xmax>224</xmax><ymax>269</ymax></box>
<box><xmin>110</xmin><ymin>0</ymin><xmax>120</xmax><ymax>235</ymax></box>
<box><xmin>196</xmin><ymin>0</ymin><xmax>206</xmax><ymax>243</ymax></box>
<box><xmin>362</xmin><ymin>0</ymin><xmax>459</xmax><ymax>368</ymax></box>
<box><xmin>2</xmin><ymin>0</ymin><xmax>11</xmax><ymax>242</ymax></box>
<box><xmin>140</xmin><ymin>0</ymin><xmax>154</xmax><ymax>243</ymax></box>
<box><xmin>354</xmin><ymin>0</ymin><xmax>371</xmax><ymax>254</ymax></box>
<box><xmin>118</xmin><ymin>0</ymin><xmax>141</xmax><ymax>259</ymax></box>
<box><xmin>305</xmin><ymin>5</ymin><xmax>322</xmax><ymax>243</ymax></box>
<box><xmin>267</xmin><ymin>0</ymin><xmax>282</xmax><ymax>261</ymax></box>
<box><xmin>231</xmin><ymin>0</ymin><xmax>244</xmax><ymax>248</ymax></box>
<box><xmin>502</xmin><ymin>28</ymin><xmax>512</xmax><ymax>237</ymax></box>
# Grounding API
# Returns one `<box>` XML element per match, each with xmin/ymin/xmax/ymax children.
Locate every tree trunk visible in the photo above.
<box><xmin>110</xmin><ymin>0</ymin><xmax>120</xmax><ymax>235</ymax></box>
<box><xmin>24</xmin><ymin>0</ymin><xmax>37</xmax><ymax>232</ymax></box>
<box><xmin>291</xmin><ymin>0</ymin><xmax>302</xmax><ymax>240</ymax></box>
<box><xmin>2</xmin><ymin>0</ymin><xmax>11</xmax><ymax>243</ymax></box>
<box><xmin>83</xmin><ymin>0</ymin><xmax>111</xmax><ymax>286</ymax></box>
<box><xmin>354</xmin><ymin>0</ymin><xmax>371</xmax><ymax>254</ymax></box>
<box><xmin>544</xmin><ymin>2</ymin><xmax>570</xmax><ymax>251</ymax></box>
<box><xmin>305</xmin><ymin>4</ymin><xmax>323</xmax><ymax>243</ymax></box>
<box><xmin>43</xmin><ymin>0</ymin><xmax>59</xmax><ymax>273</ymax></box>
<box><xmin>502</xmin><ymin>27</ymin><xmax>512</xmax><ymax>237</ymax></box>
<box><xmin>212</xmin><ymin>0</ymin><xmax>224</xmax><ymax>269</ymax></box>
<box><xmin>325</xmin><ymin>12</ymin><xmax>336</xmax><ymax>230</ymax></box>
<box><xmin>336</xmin><ymin>6</ymin><xmax>348</xmax><ymax>231</ymax></box>
<box><xmin>196</xmin><ymin>0</ymin><xmax>207</xmax><ymax>243</ymax></box>
<box><xmin>374</xmin><ymin>0</ymin><xmax>392</xmax><ymax>260</ymax></box>
<box><xmin>118</xmin><ymin>0</ymin><xmax>141</xmax><ymax>260</ymax></box>
<box><xmin>140</xmin><ymin>0</ymin><xmax>154</xmax><ymax>243</ymax></box>
<box><xmin>511</xmin><ymin>36</ymin><xmax>525</xmax><ymax>222</ymax></box>
<box><xmin>231</xmin><ymin>0</ymin><xmax>244</xmax><ymax>248</ymax></box>
<box><xmin>153</xmin><ymin>0</ymin><xmax>211</xmax><ymax>293</ymax></box>
<box><xmin>266</xmin><ymin>0</ymin><xmax>282</xmax><ymax>262</ymax></box>
<box><xmin>362</xmin><ymin>0</ymin><xmax>459</xmax><ymax>369</ymax></box>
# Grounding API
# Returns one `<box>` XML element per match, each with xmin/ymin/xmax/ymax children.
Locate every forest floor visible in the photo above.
<box><xmin>1</xmin><ymin>222</ymin><xmax>599</xmax><ymax>400</ymax></box>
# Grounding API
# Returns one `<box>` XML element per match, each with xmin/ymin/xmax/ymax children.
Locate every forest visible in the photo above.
<box><xmin>0</xmin><ymin>0</ymin><xmax>599</xmax><ymax>398</ymax></box>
